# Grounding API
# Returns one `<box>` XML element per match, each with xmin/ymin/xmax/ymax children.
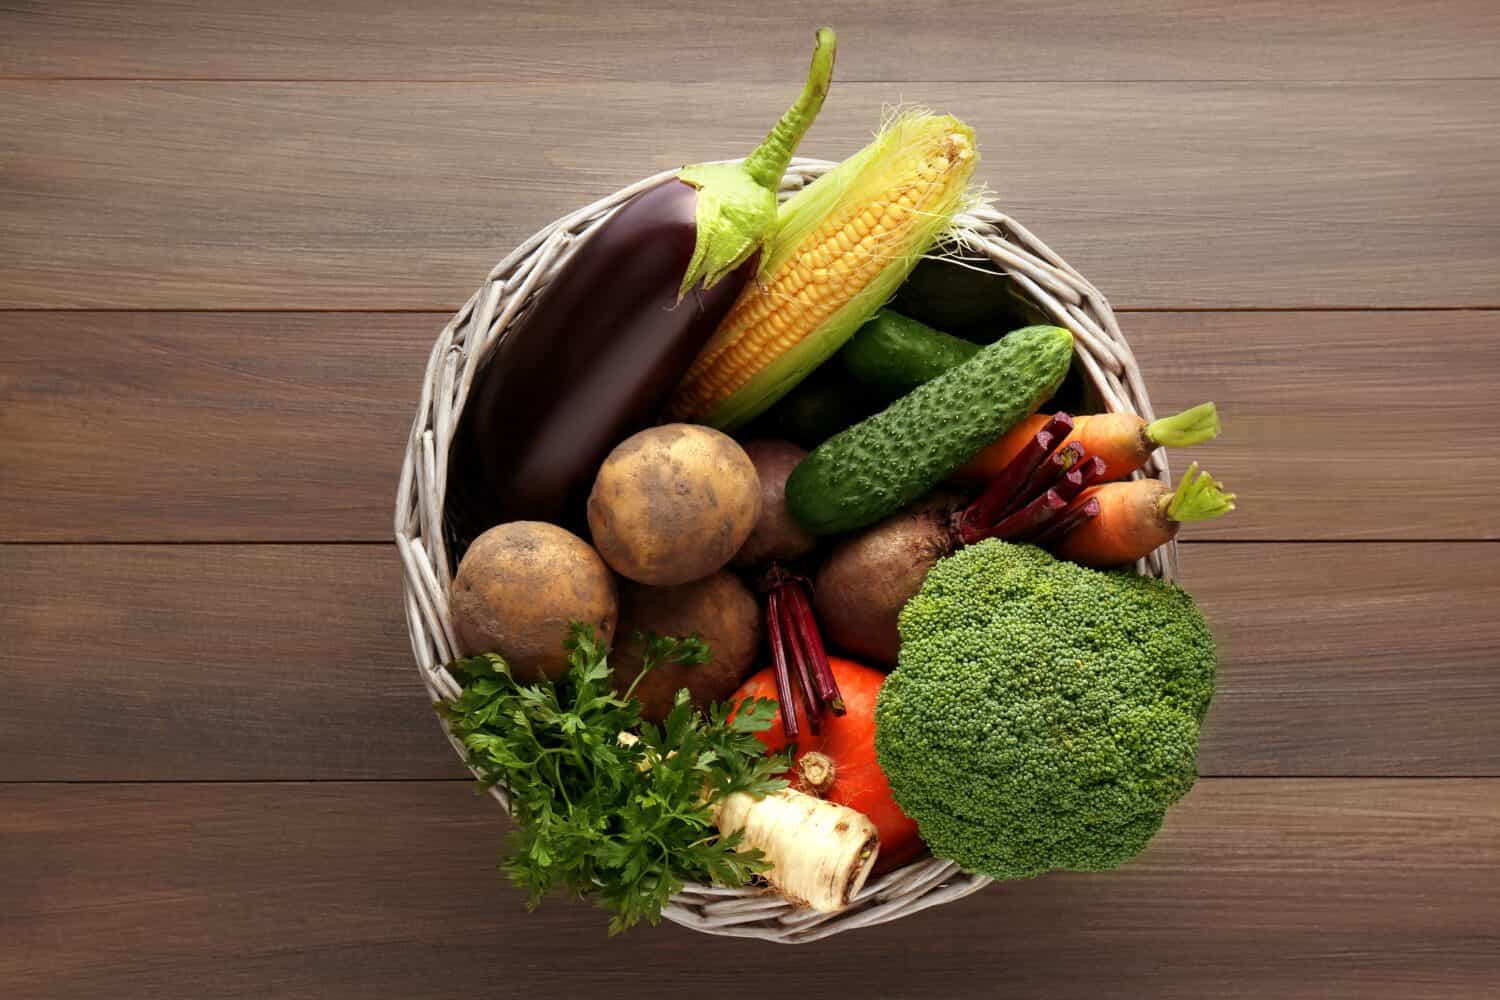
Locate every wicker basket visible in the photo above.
<box><xmin>395</xmin><ymin>157</ymin><xmax>1176</xmax><ymax>943</ymax></box>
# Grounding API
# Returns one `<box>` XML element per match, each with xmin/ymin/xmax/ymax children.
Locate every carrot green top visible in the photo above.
<box><xmin>1163</xmin><ymin>462</ymin><xmax>1237</xmax><ymax>523</ymax></box>
<box><xmin>1147</xmin><ymin>402</ymin><xmax>1221</xmax><ymax>448</ymax></box>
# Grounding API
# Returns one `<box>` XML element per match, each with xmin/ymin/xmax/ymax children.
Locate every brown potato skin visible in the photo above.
<box><xmin>587</xmin><ymin>423</ymin><xmax>761</xmax><ymax>586</ymax></box>
<box><xmin>732</xmin><ymin>439</ymin><xmax>818</xmax><ymax>569</ymax></box>
<box><xmin>609</xmin><ymin>571</ymin><xmax>764</xmax><ymax>722</ymax></box>
<box><xmin>449</xmin><ymin>521</ymin><xmax>618</xmax><ymax>682</ymax></box>
<box><xmin>813</xmin><ymin>494</ymin><xmax>961</xmax><ymax>669</ymax></box>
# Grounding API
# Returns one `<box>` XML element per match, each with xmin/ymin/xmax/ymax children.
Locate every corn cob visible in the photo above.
<box><xmin>665</xmin><ymin>112</ymin><xmax>978</xmax><ymax>430</ymax></box>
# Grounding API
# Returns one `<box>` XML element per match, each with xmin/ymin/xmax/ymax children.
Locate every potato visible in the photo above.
<box><xmin>813</xmin><ymin>493</ymin><xmax>961</xmax><ymax>668</ymax></box>
<box><xmin>732</xmin><ymin>439</ymin><xmax>818</xmax><ymax>569</ymax></box>
<box><xmin>449</xmin><ymin>521</ymin><xmax>617</xmax><ymax>682</ymax></box>
<box><xmin>587</xmin><ymin>423</ymin><xmax>761</xmax><ymax>586</ymax></box>
<box><xmin>609</xmin><ymin>571</ymin><xmax>763</xmax><ymax>722</ymax></box>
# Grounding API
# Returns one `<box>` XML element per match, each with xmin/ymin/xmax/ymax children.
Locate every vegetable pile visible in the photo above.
<box><xmin>433</xmin><ymin>26</ymin><xmax>1235</xmax><ymax>934</ymax></box>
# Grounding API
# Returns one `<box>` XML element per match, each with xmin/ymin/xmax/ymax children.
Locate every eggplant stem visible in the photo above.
<box><xmin>742</xmin><ymin>28</ymin><xmax>838</xmax><ymax>191</ymax></box>
<box><xmin>674</xmin><ymin>28</ymin><xmax>836</xmax><ymax>298</ymax></box>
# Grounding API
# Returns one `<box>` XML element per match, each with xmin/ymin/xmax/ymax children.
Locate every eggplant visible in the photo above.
<box><xmin>446</xmin><ymin>28</ymin><xmax>836</xmax><ymax>547</ymax></box>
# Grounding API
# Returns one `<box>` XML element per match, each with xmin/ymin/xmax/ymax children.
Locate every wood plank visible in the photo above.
<box><xmin>5</xmin><ymin>311</ymin><xmax>1495</xmax><ymax>542</ymax></box>
<box><xmin>2</xmin><ymin>81</ymin><xmax>1495</xmax><ymax>310</ymax></box>
<box><xmin>4</xmin><ymin>1</ymin><xmax>1497</xmax><ymax>82</ymax></box>
<box><xmin>1189</xmin><ymin>543</ymin><xmax>1500</xmax><ymax>776</ymax></box>
<box><xmin>2</xmin><ymin>543</ymin><xmax>1496</xmax><ymax>780</ymax></box>
<box><xmin>0</xmin><ymin>545</ymin><xmax>458</xmax><ymax>780</ymax></box>
<box><xmin>0</xmin><ymin>312</ymin><xmax>430</xmax><ymax>542</ymax></box>
<box><xmin>2</xmin><ymin>780</ymin><xmax>1495</xmax><ymax>998</ymax></box>
<box><xmin>1129</xmin><ymin>310</ymin><xmax>1500</xmax><ymax>541</ymax></box>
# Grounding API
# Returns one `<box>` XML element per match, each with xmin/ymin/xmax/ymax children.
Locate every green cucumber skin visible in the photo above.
<box><xmin>786</xmin><ymin>325</ymin><xmax>1074</xmax><ymax>535</ymax></box>
<box><xmin>839</xmin><ymin>309</ymin><xmax>981</xmax><ymax>397</ymax></box>
<box><xmin>758</xmin><ymin>373</ymin><xmax>884</xmax><ymax>449</ymax></box>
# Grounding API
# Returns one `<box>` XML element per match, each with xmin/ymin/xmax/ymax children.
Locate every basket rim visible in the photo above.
<box><xmin>394</xmin><ymin>157</ymin><xmax>1176</xmax><ymax>942</ymax></box>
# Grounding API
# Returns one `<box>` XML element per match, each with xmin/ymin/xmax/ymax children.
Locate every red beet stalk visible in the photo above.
<box><xmin>1013</xmin><ymin>441</ymin><xmax>1084</xmax><ymax>508</ymax></box>
<box><xmin>1053</xmin><ymin>455</ymin><xmax>1107</xmax><ymax>504</ymax></box>
<box><xmin>969</xmin><ymin>489</ymin><xmax>1067</xmax><ymax>544</ymax></box>
<box><xmin>764</xmin><ymin>589</ymin><xmax>807</xmax><ymax>740</ymax></box>
<box><xmin>785</xmin><ymin>582</ymin><xmax>844</xmax><ymax>714</ymax></box>
<box><xmin>1029</xmin><ymin>496</ymin><xmax>1103</xmax><ymax>547</ymax></box>
<box><xmin>763</xmin><ymin>572</ymin><xmax>847</xmax><ymax>738</ymax></box>
<box><xmin>785</xmin><ymin>619</ymin><xmax>823</xmax><ymax>738</ymax></box>
<box><xmin>958</xmin><ymin>413</ymin><xmax>1073</xmax><ymax>545</ymax></box>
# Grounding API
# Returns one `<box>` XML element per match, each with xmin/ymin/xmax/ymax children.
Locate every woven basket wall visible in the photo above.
<box><xmin>395</xmin><ymin>157</ymin><xmax>1176</xmax><ymax>943</ymax></box>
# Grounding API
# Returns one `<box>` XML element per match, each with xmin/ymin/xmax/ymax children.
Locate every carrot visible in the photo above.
<box><xmin>954</xmin><ymin>402</ymin><xmax>1220</xmax><ymax>484</ymax></box>
<box><xmin>1053</xmin><ymin>462</ymin><xmax>1236</xmax><ymax>567</ymax></box>
<box><xmin>952</xmin><ymin>413</ymin><xmax>1050</xmax><ymax>482</ymax></box>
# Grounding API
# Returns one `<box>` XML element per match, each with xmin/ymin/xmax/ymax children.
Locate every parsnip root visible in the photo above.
<box><xmin>715</xmin><ymin>787</ymin><xmax>879</xmax><ymax>912</ymax></box>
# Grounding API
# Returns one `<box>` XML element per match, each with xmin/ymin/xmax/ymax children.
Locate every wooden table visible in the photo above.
<box><xmin>4</xmin><ymin>3</ymin><xmax>1498</xmax><ymax>996</ymax></box>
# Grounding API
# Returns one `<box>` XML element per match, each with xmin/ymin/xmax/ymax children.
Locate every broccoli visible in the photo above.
<box><xmin>874</xmin><ymin>540</ymin><xmax>1215</xmax><ymax>880</ymax></box>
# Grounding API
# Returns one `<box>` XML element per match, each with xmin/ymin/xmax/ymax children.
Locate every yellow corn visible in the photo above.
<box><xmin>666</xmin><ymin>113</ymin><xmax>978</xmax><ymax>429</ymax></box>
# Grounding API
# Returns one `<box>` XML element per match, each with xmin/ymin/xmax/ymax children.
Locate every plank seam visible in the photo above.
<box><xmin>3</xmin><ymin>776</ymin><xmax>1494</xmax><ymax>786</ymax></box>
<box><xmin>4</xmin><ymin>539</ymin><xmax>1496</xmax><ymax>547</ymax></box>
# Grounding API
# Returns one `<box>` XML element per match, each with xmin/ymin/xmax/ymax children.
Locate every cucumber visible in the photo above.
<box><xmin>891</xmin><ymin>257</ymin><xmax>1047</xmax><ymax>341</ymax></box>
<box><xmin>785</xmin><ymin>325</ymin><xmax>1073</xmax><ymax>534</ymax></box>
<box><xmin>839</xmin><ymin>309</ymin><xmax>981</xmax><ymax>398</ymax></box>
<box><xmin>753</xmin><ymin>367</ymin><xmax>885</xmax><ymax>449</ymax></box>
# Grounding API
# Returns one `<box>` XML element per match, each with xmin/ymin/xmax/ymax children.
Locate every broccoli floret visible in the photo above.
<box><xmin>874</xmin><ymin>540</ymin><xmax>1215</xmax><ymax>879</ymax></box>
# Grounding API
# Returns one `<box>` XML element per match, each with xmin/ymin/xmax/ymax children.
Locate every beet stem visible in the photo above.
<box><xmin>1053</xmin><ymin>454</ymin><xmax>1106</xmax><ymax>504</ymax></box>
<box><xmin>765</xmin><ymin>589</ymin><xmax>801</xmax><ymax>741</ymax></box>
<box><xmin>1038</xmin><ymin>412</ymin><xmax>1075</xmax><ymax>447</ymax></box>
<box><xmin>959</xmin><ymin>420</ymin><xmax>1067</xmax><ymax>545</ymax></box>
<box><xmin>1030</xmin><ymin>496</ymin><xmax>1102</xmax><ymax>547</ymax></box>
<box><xmin>786</xmin><ymin>581</ymin><xmax>844</xmax><ymax>715</ymax></box>
<box><xmin>1012</xmin><ymin>441</ymin><xmax>1084</xmax><ymax>511</ymax></box>
<box><xmin>1053</xmin><ymin>466</ymin><xmax>1087</xmax><ymax>505</ymax></box>
<box><xmin>773</xmin><ymin>587</ymin><xmax>822</xmax><ymax>736</ymax></box>
<box><xmin>1077</xmin><ymin>455</ymin><xmax>1108</xmax><ymax>489</ymax></box>
<box><xmin>971</xmin><ymin>489</ymin><xmax>1066</xmax><ymax>544</ymax></box>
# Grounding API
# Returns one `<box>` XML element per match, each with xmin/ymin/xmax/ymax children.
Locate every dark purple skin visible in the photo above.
<box><xmin>446</xmin><ymin>178</ymin><xmax>757</xmax><ymax>545</ymax></box>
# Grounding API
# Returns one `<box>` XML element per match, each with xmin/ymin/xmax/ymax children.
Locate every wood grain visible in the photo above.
<box><xmin>3</xmin><ymin>542</ymin><xmax>1496</xmax><ymax>780</ymax></box>
<box><xmin>3</xmin><ymin>780</ymin><xmax>1496</xmax><ymax>999</ymax></box>
<box><xmin>4</xmin><ymin>1</ymin><xmax>1498</xmax><ymax>82</ymax></box>
<box><xmin>1190</xmin><ymin>542</ymin><xmax>1500</xmax><ymax>776</ymax></box>
<box><xmin>2</xmin><ymin>2</ymin><xmax>1494</xmax><ymax>985</ymax></box>
<box><xmin>5</xmin><ymin>310</ymin><xmax>1494</xmax><ymax>542</ymax></box>
<box><xmin>3</xmin><ymin>81</ymin><xmax>1495</xmax><ymax>310</ymax></box>
<box><xmin>1129</xmin><ymin>310</ymin><xmax>1500</xmax><ymax>541</ymax></box>
<box><xmin>0</xmin><ymin>545</ymin><xmax>457</xmax><ymax>780</ymax></box>
<box><xmin>0</xmin><ymin>312</ymin><xmax>429</xmax><ymax>542</ymax></box>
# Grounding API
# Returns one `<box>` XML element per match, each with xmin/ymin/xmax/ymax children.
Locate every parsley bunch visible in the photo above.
<box><xmin>440</xmin><ymin>624</ymin><xmax>790</xmax><ymax>933</ymax></box>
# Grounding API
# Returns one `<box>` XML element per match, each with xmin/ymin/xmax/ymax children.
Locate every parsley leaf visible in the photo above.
<box><xmin>438</xmin><ymin>623</ymin><xmax>789</xmax><ymax>934</ymax></box>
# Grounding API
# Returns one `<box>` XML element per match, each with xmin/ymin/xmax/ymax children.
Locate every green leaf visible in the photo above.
<box><xmin>435</xmin><ymin>621</ymin><xmax>788</xmax><ymax>933</ymax></box>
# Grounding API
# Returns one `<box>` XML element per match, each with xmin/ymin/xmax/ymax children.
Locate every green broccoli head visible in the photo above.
<box><xmin>875</xmin><ymin>540</ymin><xmax>1215</xmax><ymax>879</ymax></box>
